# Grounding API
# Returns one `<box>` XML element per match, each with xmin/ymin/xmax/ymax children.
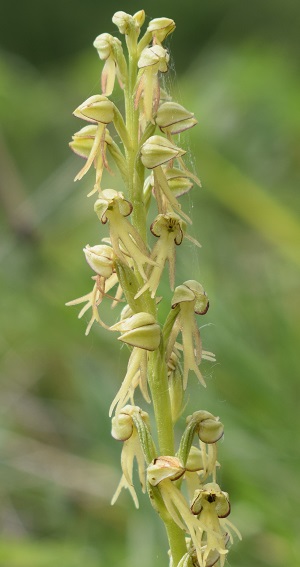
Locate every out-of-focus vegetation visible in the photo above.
<box><xmin>0</xmin><ymin>1</ymin><xmax>299</xmax><ymax>566</ymax></box>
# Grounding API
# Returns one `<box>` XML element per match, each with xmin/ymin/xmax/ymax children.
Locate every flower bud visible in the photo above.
<box><xmin>118</xmin><ymin>324</ymin><xmax>161</xmax><ymax>351</ymax></box>
<box><xmin>112</xmin><ymin>11</ymin><xmax>132</xmax><ymax>34</ymax></box>
<box><xmin>156</xmin><ymin>102</ymin><xmax>197</xmax><ymax>134</ymax></box>
<box><xmin>172</xmin><ymin>280</ymin><xmax>209</xmax><ymax>315</ymax></box>
<box><xmin>186</xmin><ymin>446</ymin><xmax>204</xmax><ymax>472</ymax></box>
<box><xmin>186</xmin><ymin>410</ymin><xmax>224</xmax><ymax>444</ymax></box>
<box><xmin>69</xmin><ymin>125</ymin><xmax>97</xmax><ymax>158</ymax></box>
<box><xmin>110</xmin><ymin>312</ymin><xmax>161</xmax><ymax>351</ymax></box>
<box><xmin>93</xmin><ymin>33</ymin><xmax>122</xmax><ymax>60</ymax></box>
<box><xmin>147</xmin><ymin>18</ymin><xmax>176</xmax><ymax>43</ymax></box>
<box><xmin>112</xmin><ymin>10</ymin><xmax>145</xmax><ymax>35</ymax></box>
<box><xmin>191</xmin><ymin>483</ymin><xmax>230</xmax><ymax>518</ymax></box>
<box><xmin>147</xmin><ymin>456</ymin><xmax>185</xmax><ymax>486</ymax></box>
<box><xmin>111</xmin><ymin>411</ymin><xmax>133</xmax><ymax>441</ymax></box>
<box><xmin>73</xmin><ymin>95</ymin><xmax>115</xmax><ymax>124</ymax></box>
<box><xmin>138</xmin><ymin>45</ymin><xmax>169</xmax><ymax>72</ymax></box>
<box><xmin>141</xmin><ymin>135</ymin><xmax>186</xmax><ymax>169</ymax></box>
<box><xmin>165</xmin><ymin>168</ymin><xmax>194</xmax><ymax>197</ymax></box>
<box><xmin>83</xmin><ymin>244</ymin><xmax>115</xmax><ymax>278</ymax></box>
<box><xmin>133</xmin><ymin>10</ymin><xmax>145</xmax><ymax>28</ymax></box>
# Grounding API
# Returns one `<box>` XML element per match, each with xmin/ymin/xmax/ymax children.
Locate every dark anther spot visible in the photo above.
<box><xmin>207</xmin><ymin>494</ymin><xmax>216</xmax><ymax>503</ymax></box>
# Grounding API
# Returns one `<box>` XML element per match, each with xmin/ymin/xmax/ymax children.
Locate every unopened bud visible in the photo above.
<box><xmin>83</xmin><ymin>244</ymin><xmax>115</xmax><ymax>278</ymax></box>
<box><xmin>147</xmin><ymin>18</ymin><xmax>176</xmax><ymax>43</ymax></box>
<box><xmin>186</xmin><ymin>446</ymin><xmax>204</xmax><ymax>472</ymax></box>
<box><xmin>147</xmin><ymin>456</ymin><xmax>185</xmax><ymax>486</ymax></box>
<box><xmin>111</xmin><ymin>411</ymin><xmax>133</xmax><ymax>441</ymax></box>
<box><xmin>133</xmin><ymin>10</ymin><xmax>145</xmax><ymax>28</ymax></box>
<box><xmin>141</xmin><ymin>135</ymin><xmax>186</xmax><ymax>169</ymax></box>
<box><xmin>110</xmin><ymin>312</ymin><xmax>161</xmax><ymax>351</ymax></box>
<box><xmin>186</xmin><ymin>411</ymin><xmax>224</xmax><ymax>444</ymax></box>
<box><xmin>93</xmin><ymin>33</ymin><xmax>122</xmax><ymax>60</ymax></box>
<box><xmin>156</xmin><ymin>102</ymin><xmax>197</xmax><ymax>134</ymax></box>
<box><xmin>165</xmin><ymin>168</ymin><xmax>194</xmax><ymax>197</ymax></box>
<box><xmin>73</xmin><ymin>95</ymin><xmax>115</xmax><ymax>124</ymax></box>
<box><xmin>69</xmin><ymin>125</ymin><xmax>97</xmax><ymax>158</ymax></box>
<box><xmin>138</xmin><ymin>45</ymin><xmax>169</xmax><ymax>72</ymax></box>
<box><xmin>172</xmin><ymin>280</ymin><xmax>209</xmax><ymax>315</ymax></box>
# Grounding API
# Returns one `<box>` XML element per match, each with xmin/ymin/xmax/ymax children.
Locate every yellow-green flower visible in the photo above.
<box><xmin>168</xmin><ymin>281</ymin><xmax>210</xmax><ymax>388</ymax></box>
<box><xmin>135</xmin><ymin>46</ymin><xmax>170</xmax><ymax>122</ymax></box>
<box><xmin>111</xmin><ymin>405</ymin><xmax>150</xmax><ymax>508</ymax></box>
<box><xmin>66</xmin><ymin>273</ymin><xmax>119</xmax><ymax>335</ymax></box>
<box><xmin>94</xmin><ymin>189</ymin><xmax>156</xmax><ymax>280</ymax></box>
<box><xmin>135</xmin><ymin>213</ymin><xmax>184</xmax><ymax>299</ymax></box>
<box><xmin>191</xmin><ymin>483</ymin><xmax>241</xmax><ymax>567</ymax></box>
<box><xmin>93</xmin><ymin>33</ymin><xmax>127</xmax><ymax>95</ymax></box>
<box><xmin>109</xmin><ymin>313</ymin><xmax>160</xmax><ymax>416</ymax></box>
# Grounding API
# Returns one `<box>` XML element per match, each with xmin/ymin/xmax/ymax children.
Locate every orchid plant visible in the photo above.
<box><xmin>67</xmin><ymin>10</ymin><xmax>241</xmax><ymax>567</ymax></box>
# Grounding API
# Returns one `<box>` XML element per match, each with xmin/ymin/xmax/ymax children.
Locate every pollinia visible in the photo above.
<box><xmin>67</xmin><ymin>10</ymin><xmax>241</xmax><ymax>567</ymax></box>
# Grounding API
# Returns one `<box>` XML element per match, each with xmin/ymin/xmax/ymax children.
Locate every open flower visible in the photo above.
<box><xmin>135</xmin><ymin>213</ymin><xmax>184</xmax><ymax>299</ymax></box>
<box><xmin>94</xmin><ymin>189</ymin><xmax>156</xmax><ymax>280</ymax></box>
<box><xmin>109</xmin><ymin>313</ymin><xmax>161</xmax><ymax>416</ymax></box>
<box><xmin>143</xmin><ymin>167</ymin><xmax>194</xmax><ymax>215</ymax></box>
<box><xmin>135</xmin><ymin>46</ymin><xmax>169</xmax><ymax>122</ymax></box>
<box><xmin>140</xmin><ymin>136</ymin><xmax>192</xmax><ymax>224</ymax></box>
<box><xmin>70</xmin><ymin>95</ymin><xmax>115</xmax><ymax>185</ymax></box>
<box><xmin>65</xmin><ymin>272</ymin><xmax>119</xmax><ymax>335</ymax></box>
<box><xmin>167</xmin><ymin>281</ymin><xmax>210</xmax><ymax>388</ymax></box>
<box><xmin>93</xmin><ymin>33</ymin><xmax>127</xmax><ymax>95</ymax></box>
<box><xmin>147</xmin><ymin>18</ymin><xmax>175</xmax><ymax>45</ymax></box>
<box><xmin>147</xmin><ymin>464</ymin><xmax>204</xmax><ymax>567</ymax></box>
<box><xmin>111</xmin><ymin>405</ymin><xmax>150</xmax><ymax>508</ymax></box>
<box><xmin>191</xmin><ymin>483</ymin><xmax>241</xmax><ymax>567</ymax></box>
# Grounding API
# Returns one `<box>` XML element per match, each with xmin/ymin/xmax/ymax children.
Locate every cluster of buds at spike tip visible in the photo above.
<box><xmin>113</xmin><ymin>10</ymin><xmax>145</xmax><ymax>37</ymax></box>
<box><xmin>111</xmin><ymin>405</ymin><xmax>153</xmax><ymax>508</ymax></box>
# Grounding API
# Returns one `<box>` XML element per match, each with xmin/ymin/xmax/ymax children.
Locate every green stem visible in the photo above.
<box><xmin>164</xmin><ymin>520</ymin><xmax>187</xmax><ymax>567</ymax></box>
<box><xmin>123</xmin><ymin>32</ymin><xmax>187</xmax><ymax>567</ymax></box>
<box><xmin>148</xmin><ymin>349</ymin><xmax>174</xmax><ymax>455</ymax></box>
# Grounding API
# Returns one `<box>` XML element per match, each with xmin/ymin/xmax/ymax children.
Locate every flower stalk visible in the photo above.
<box><xmin>68</xmin><ymin>9</ymin><xmax>240</xmax><ymax>567</ymax></box>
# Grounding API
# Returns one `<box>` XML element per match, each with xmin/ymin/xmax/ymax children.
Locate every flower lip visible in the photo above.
<box><xmin>150</xmin><ymin>213</ymin><xmax>184</xmax><ymax>245</ymax></box>
<box><xmin>94</xmin><ymin>190</ymin><xmax>133</xmax><ymax>224</ymax></box>
<box><xmin>191</xmin><ymin>483</ymin><xmax>231</xmax><ymax>518</ymax></box>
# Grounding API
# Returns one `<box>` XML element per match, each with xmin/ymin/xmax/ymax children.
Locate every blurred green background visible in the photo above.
<box><xmin>0</xmin><ymin>1</ymin><xmax>299</xmax><ymax>566</ymax></box>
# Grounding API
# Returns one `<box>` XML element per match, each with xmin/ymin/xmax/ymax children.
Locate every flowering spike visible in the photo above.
<box><xmin>68</xmin><ymin>11</ymin><xmax>240</xmax><ymax>567</ymax></box>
